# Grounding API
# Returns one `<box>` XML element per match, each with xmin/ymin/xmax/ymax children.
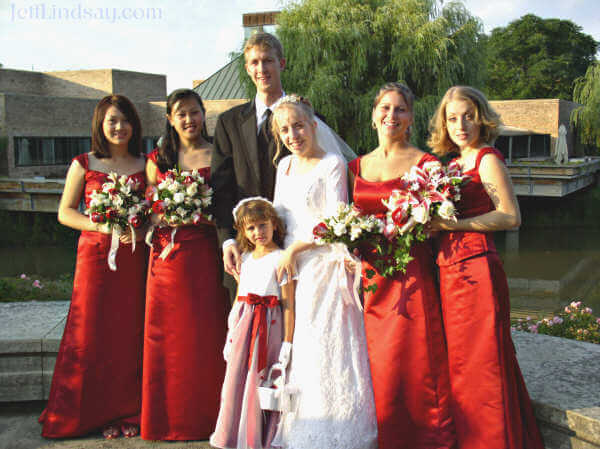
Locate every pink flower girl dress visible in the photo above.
<box><xmin>210</xmin><ymin>249</ymin><xmax>287</xmax><ymax>449</ymax></box>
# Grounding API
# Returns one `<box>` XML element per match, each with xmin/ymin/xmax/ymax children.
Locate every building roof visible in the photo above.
<box><xmin>194</xmin><ymin>56</ymin><xmax>247</xmax><ymax>100</ymax></box>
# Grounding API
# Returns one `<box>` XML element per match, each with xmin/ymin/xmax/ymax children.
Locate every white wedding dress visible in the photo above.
<box><xmin>273</xmin><ymin>153</ymin><xmax>378</xmax><ymax>449</ymax></box>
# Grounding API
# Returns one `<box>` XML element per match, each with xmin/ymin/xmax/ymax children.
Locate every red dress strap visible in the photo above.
<box><xmin>348</xmin><ymin>157</ymin><xmax>361</xmax><ymax>177</ymax></box>
<box><xmin>72</xmin><ymin>153</ymin><xmax>89</xmax><ymax>170</ymax></box>
<box><xmin>417</xmin><ymin>152</ymin><xmax>439</xmax><ymax>167</ymax></box>
<box><xmin>475</xmin><ymin>147</ymin><xmax>504</xmax><ymax>169</ymax></box>
<box><xmin>148</xmin><ymin>148</ymin><xmax>160</xmax><ymax>165</ymax></box>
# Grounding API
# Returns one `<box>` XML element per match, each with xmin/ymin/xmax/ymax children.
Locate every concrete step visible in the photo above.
<box><xmin>0</xmin><ymin>301</ymin><xmax>67</xmax><ymax>402</ymax></box>
<box><xmin>1</xmin><ymin>302</ymin><xmax>599</xmax><ymax>448</ymax></box>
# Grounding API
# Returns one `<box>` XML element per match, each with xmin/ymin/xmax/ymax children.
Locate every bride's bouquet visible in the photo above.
<box><xmin>378</xmin><ymin>160</ymin><xmax>469</xmax><ymax>277</ymax></box>
<box><xmin>86</xmin><ymin>172</ymin><xmax>149</xmax><ymax>271</ymax></box>
<box><xmin>146</xmin><ymin>168</ymin><xmax>214</xmax><ymax>259</ymax></box>
<box><xmin>312</xmin><ymin>202</ymin><xmax>385</xmax><ymax>249</ymax></box>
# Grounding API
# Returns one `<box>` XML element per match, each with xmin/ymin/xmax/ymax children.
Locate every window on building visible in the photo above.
<box><xmin>15</xmin><ymin>136</ymin><xmax>160</xmax><ymax>165</ymax></box>
<box><xmin>15</xmin><ymin>137</ymin><xmax>90</xmax><ymax>166</ymax></box>
<box><xmin>494</xmin><ymin>134</ymin><xmax>551</xmax><ymax>162</ymax></box>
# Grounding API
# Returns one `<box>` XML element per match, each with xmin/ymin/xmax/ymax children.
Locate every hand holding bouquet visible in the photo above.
<box><xmin>379</xmin><ymin>160</ymin><xmax>469</xmax><ymax>276</ymax></box>
<box><xmin>146</xmin><ymin>168</ymin><xmax>214</xmax><ymax>259</ymax></box>
<box><xmin>86</xmin><ymin>172</ymin><xmax>149</xmax><ymax>270</ymax></box>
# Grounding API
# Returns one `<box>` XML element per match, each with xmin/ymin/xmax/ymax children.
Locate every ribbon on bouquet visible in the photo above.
<box><xmin>321</xmin><ymin>242</ymin><xmax>363</xmax><ymax>312</ymax></box>
<box><xmin>107</xmin><ymin>224</ymin><xmax>136</xmax><ymax>271</ymax></box>
<box><xmin>144</xmin><ymin>224</ymin><xmax>177</xmax><ymax>260</ymax></box>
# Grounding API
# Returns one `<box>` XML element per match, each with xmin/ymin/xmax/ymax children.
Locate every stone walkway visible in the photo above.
<box><xmin>1</xmin><ymin>301</ymin><xmax>600</xmax><ymax>448</ymax></box>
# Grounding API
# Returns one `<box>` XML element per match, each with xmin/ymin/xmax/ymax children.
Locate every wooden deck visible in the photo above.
<box><xmin>508</xmin><ymin>157</ymin><xmax>600</xmax><ymax>197</ymax></box>
<box><xmin>0</xmin><ymin>177</ymin><xmax>64</xmax><ymax>212</ymax></box>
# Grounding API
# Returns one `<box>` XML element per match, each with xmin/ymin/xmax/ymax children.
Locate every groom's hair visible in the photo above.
<box><xmin>243</xmin><ymin>32</ymin><xmax>284</xmax><ymax>61</ymax></box>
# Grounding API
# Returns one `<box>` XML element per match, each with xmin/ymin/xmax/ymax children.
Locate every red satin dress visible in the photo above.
<box><xmin>349</xmin><ymin>154</ymin><xmax>456</xmax><ymax>449</ymax></box>
<box><xmin>40</xmin><ymin>153</ymin><xmax>146</xmax><ymax>438</ymax></box>
<box><xmin>141</xmin><ymin>150</ymin><xmax>229</xmax><ymax>441</ymax></box>
<box><xmin>436</xmin><ymin>147</ymin><xmax>544</xmax><ymax>449</ymax></box>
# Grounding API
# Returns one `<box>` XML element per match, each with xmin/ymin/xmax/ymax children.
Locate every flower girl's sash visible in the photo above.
<box><xmin>239</xmin><ymin>293</ymin><xmax>279</xmax><ymax>373</ymax></box>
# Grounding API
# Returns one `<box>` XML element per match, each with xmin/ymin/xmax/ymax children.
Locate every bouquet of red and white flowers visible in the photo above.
<box><xmin>86</xmin><ymin>172</ymin><xmax>149</xmax><ymax>270</ymax></box>
<box><xmin>312</xmin><ymin>202</ymin><xmax>385</xmax><ymax>248</ymax></box>
<box><xmin>378</xmin><ymin>160</ymin><xmax>469</xmax><ymax>277</ymax></box>
<box><xmin>146</xmin><ymin>168</ymin><xmax>214</xmax><ymax>258</ymax></box>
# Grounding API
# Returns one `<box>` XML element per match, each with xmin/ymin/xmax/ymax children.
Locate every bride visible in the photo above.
<box><xmin>270</xmin><ymin>95</ymin><xmax>377</xmax><ymax>449</ymax></box>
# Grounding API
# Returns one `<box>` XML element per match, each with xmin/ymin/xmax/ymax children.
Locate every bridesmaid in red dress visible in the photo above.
<box><xmin>141</xmin><ymin>89</ymin><xmax>229</xmax><ymax>441</ymax></box>
<box><xmin>428</xmin><ymin>86</ymin><xmax>545</xmax><ymax>449</ymax></box>
<box><xmin>40</xmin><ymin>95</ymin><xmax>147</xmax><ymax>439</ymax></box>
<box><xmin>348</xmin><ymin>82</ymin><xmax>456</xmax><ymax>449</ymax></box>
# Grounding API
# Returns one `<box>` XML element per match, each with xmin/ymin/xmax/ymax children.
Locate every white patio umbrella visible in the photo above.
<box><xmin>554</xmin><ymin>124</ymin><xmax>568</xmax><ymax>165</ymax></box>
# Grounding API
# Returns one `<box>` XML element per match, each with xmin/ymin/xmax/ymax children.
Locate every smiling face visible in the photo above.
<box><xmin>445</xmin><ymin>99</ymin><xmax>481</xmax><ymax>151</ymax></box>
<box><xmin>245</xmin><ymin>45</ymin><xmax>285</xmax><ymax>97</ymax></box>
<box><xmin>372</xmin><ymin>91</ymin><xmax>412</xmax><ymax>142</ymax></box>
<box><xmin>167</xmin><ymin>96</ymin><xmax>205</xmax><ymax>142</ymax></box>
<box><xmin>102</xmin><ymin>105</ymin><xmax>132</xmax><ymax>149</ymax></box>
<box><xmin>244</xmin><ymin>219</ymin><xmax>275</xmax><ymax>250</ymax></box>
<box><xmin>274</xmin><ymin>105</ymin><xmax>317</xmax><ymax>157</ymax></box>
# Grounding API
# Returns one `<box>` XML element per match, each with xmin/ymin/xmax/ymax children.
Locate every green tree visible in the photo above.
<box><xmin>486</xmin><ymin>14</ymin><xmax>598</xmax><ymax>101</ymax></box>
<box><xmin>571</xmin><ymin>62</ymin><xmax>600</xmax><ymax>152</ymax></box>
<box><xmin>242</xmin><ymin>0</ymin><xmax>485</xmax><ymax>153</ymax></box>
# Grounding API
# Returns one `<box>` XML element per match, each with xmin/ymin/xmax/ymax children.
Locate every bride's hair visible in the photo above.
<box><xmin>234</xmin><ymin>198</ymin><xmax>286</xmax><ymax>253</ymax></box>
<box><xmin>271</xmin><ymin>94</ymin><xmax>316</xmax><ymax>165</ymax></box>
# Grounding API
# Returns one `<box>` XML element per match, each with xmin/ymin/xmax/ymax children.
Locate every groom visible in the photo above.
<box><xmin>211</xmin><ymin>32</ymin><xmax>290</xmax><ymax>282</ymax></box>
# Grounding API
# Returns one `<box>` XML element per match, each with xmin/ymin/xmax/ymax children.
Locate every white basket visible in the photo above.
<box><xmin>258</xmin><ymin>363</ymin><xmax>286</xmax><ymax>411</ymax></box>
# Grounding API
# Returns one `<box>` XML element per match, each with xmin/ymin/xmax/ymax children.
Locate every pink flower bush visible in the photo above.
<box><xmin>513</xmin><ymin>300</ymin><xmax>599</xmax><ymax>344</ymax></box>
<box><xmin>32</xmin><ymin>280</ymin><xmax>42</xmax><ymax>289</ymax></box>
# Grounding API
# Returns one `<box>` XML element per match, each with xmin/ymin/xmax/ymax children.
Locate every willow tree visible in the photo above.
<box><xmin>269</xmin><ymin>0</ymin><xmax>484</xmax><ymax>153</ymax></box>
<box><xmin>571</xmin><ymin>63</ymin><xmax>600</xmax><ymax>152</ymax></box>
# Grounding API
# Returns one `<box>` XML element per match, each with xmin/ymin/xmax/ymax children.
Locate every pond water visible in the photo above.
<box><xmin>1</xmin><ymin>228</ymin><xmax>599</xmax><ymax>319</ymax></box>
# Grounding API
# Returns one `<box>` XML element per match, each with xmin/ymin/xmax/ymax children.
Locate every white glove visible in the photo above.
<box><xmin>223</xmin><ymin>338</ymin><xmax>232</xmax><ymax>362</ymax></box>
<box><xmin>278</xmin><ymin>342</ymin><xmax>292</xmax><ymax>369</ymax></box>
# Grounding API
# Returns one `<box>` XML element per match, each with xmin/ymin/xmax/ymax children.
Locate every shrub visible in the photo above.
<box><xmin>512</xmin><ymin>300</ymin><xmax>600</xmax><ymax>344</ymax></box>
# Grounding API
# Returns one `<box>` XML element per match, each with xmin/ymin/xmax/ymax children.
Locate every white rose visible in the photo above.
<box><xmin>412</xmin><ymin>204</ymin><xmax>429</xmax><ymax>224</ymax></box>
<box><xmin>167</xmin><ymin>181</ymin><xmax>180</xmax><ymax>193</ymax></box>
<box><xmin>333</xmin><ymin>222</ymin><xmax>346</xmax><ymax>237</ymax></box>
<box><xmin>113</xmin><ymin>195</ymin><xmax>124</xmax><ymax>207</ymax></box>
<box><xmin>437</xmin><ymin>200</ymin><xmax>456</xmax><ymax>220</ymax></box>
<box><xmin>120</xmin><ymin>185</ymin><xmax>131</xmax><ymax>195</ymax></box>
<box><xmin>350</xmin><ymin>224</ymin><xmax>362</xmax><ymax>241</ymax></box>
<box><xmin>176</xmin><ymin>207</ymin><xmax>188</xmax><ymax>217</ymax></box>
<box><xmin>193</xmin><ymin>199</ymin><xmax>202</xmax><ymax>207</ymax></box>
<box><xmin>173</xmin><ymin>192</ymin><xmax>185</xmax><ymax>204</ymax></box>
<box><xmin>186</xmin><ymin>183</ymin><xmax>198</xmax><ymax>196</ymax></box>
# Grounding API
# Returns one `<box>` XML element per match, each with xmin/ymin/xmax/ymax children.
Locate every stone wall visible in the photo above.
<box><xmin>2</xmin><ymin>93</ymin><xmax>165</xmax><ymax>178</ymax></box>
<box><xmin>42</xmin><ymin>70</ymin><xmax>112</xmax><ymax>99</ymax></box>
<box><xmin>490</xmin><ymin>99</ymin><xmax>580</xmax><ymax>157</ymax></box>
<box><xmin>0</xmin><ymin>69</ymin><xmax>46</xmax><ymax>96</ymax></box>
<box><xmin>204</xmin><ymin>99</ymin><xmax>247</xmax><ymax>136</ymax></box>
<box><xmin>111</xmin><ymin>69</ymin><xmax>166</xmax><ymax>102</ymax></box>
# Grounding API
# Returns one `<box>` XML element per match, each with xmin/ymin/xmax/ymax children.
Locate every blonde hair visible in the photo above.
<box><xmin>243</xmin><ymin>32</ymin><xmax>284</xmax><ymax>61</ymax></box>
<box><xmin>271</xmin><ymin>94</ymin><xmax>316</xmax><ymax>164</ymax></box>
<box><xmin>234</xmin><ymin>199</ymin><xmax>286</xmax><ymax>253</ymax></box>
<box><xmin>428</xmin><ymin>86</ymin><xmax>501</xmax><ymax>156</ymax></box>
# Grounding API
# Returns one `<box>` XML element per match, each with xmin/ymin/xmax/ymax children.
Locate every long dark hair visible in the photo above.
<box><xmin>156</xmin><ymin>89</ymin><xmax>210</xmax><ymax>172</ymax></box>
<box><xmin>91</xmin><ymin>95</ymin><xmax>142</xmax><ymax>158</ymax></box>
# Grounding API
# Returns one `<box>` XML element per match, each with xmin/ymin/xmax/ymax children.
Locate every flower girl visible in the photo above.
<box><xmin>210</xmin><ymin>197</ymin><xmax>295</xmax><ymax>449</ymax></box>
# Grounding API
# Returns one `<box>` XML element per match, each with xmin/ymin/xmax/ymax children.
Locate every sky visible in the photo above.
<box><xmin>1</xmin><ymin>0</ymin><xmax>599</xmax><ymax>93</ymax></box>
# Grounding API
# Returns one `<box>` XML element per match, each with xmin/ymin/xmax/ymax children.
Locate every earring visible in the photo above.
<box><xmin>371</xmin><ymin>121</ymin><xmax>377</xmax><ymax>130</ymax></box>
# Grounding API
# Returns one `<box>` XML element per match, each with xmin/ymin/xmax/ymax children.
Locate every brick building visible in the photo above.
<box><xmin>491</xmin><ymin>99</ymin><xmax>580</xmax><ymax>162</ymax></box>
<box><xmin>0</xmin><ymin>68</ymin><xmax>166</xmax><ymax>178</ymax></box>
